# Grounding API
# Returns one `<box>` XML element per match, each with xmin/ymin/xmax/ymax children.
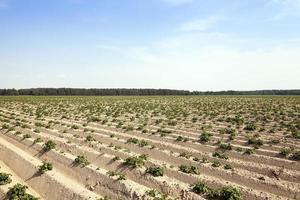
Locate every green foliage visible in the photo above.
<box><xmin>38</xmin><ymin>162</ymin><xmax>53</xmax><ymax>174</ymax></box>
<box><xmin>127</xmin><ymin>138</ymin><xmax>139</xmax><ymax>144</ymax></box>
<box><xmin>191</xmin><ymin>183</ymin><xmax>211</xmax><ymax>195</ymax></box>
<box><xmin>97</xmin><ymin>197</ymin><xmax>111</xmax><ymax>200</ymax></box>
<box><xmin>6</xmin><ymin>184</ymin><xmax>39</xmax><ymax>200</ymax></box>
<box><xmin>243</xmin><ymin>148</ymin><xmax>255</xmax><ymax>155</ymax></box>
<box><xmin>126</xmin><ymin>138</ymin><xmax>149</xmax><ymax>147</ymax></box>
<box><xmin>43</xmin><ymin>140</ymin><xmax>56</xmax><ymax>151</ymax></box>
<box><xmin>71</xmin><ymin>124</ymin><xmax>79</xmax><ymax>129</ymax></box>
<box><xmin>179</xmin><ymin>165</ymin><xmax>199</xmax><ymax>175</ymax></box>
<box><xmin>213</xmin><ymin>152</ymin><xmax>229</xmax><ymax>160</ymax></box>
<box><xmin>219</xmin><ymin>143</ymin><xmax>232</xmax><ymax>151</ymax></box>
<box><xmin>224</xmin><ymin>164</ymin><xmax>233</xmax><ymax>170</ymax></box>
<box><xmin>219</xmin><ymin>128</ymin><xmax>235</xmax><ymax>135</ymax></box>
<box><xmin>123</xmin><ymin>155</ymin><xmax>147</xmax><ymax>168</ymax></box>
<box><xmin>0</xmin><ymin>172</ymin><xmax>12</xmax><ymax>185</ymax></box>
<box><xmin>146</xmin><ymin>166</ymin><xmax>164</xmax><ymax>177</ymax></box>
<box><xmin>212</xmin><ymin>160</ymin><xmax>221</xmax><ymax>168</ymax></box>
<box><xmin>23</xmin><ymin>134</ymin><xmax>31</xmax><ymax>139</ymax></box>
<box><xmin>74</xmin><ymin>155</ymin><xmax>90</xmax><ymax>167</ymax></box>
<box><xmin>191</xmin><ymin>183</ymin><xmax>241</xmax><ymax>200</ymax></box>
<box><xmin>85</xmin><ymin>135</ymin><xmax>95</xmax><ymax>142</ymax></box>
<box><xmin>247</xmin><ymin>138</ymin><xmax>263</xmax><ymax>146</ymax></box>
<box><xmin>291</xmin><ymin>151</ymin><xmax>300</xmax><ymax>161</ymax></box>
<box><xmin>279</xmin><ymin>147</ymin><xmax>291</xmax><ymax>157</ymax></box>
<box><xmin>219</xmin><ymin>186</ymin><xmax>242</xmax><ymax>200</ymax></box>
<box><xmin>244</xmin><ymin>123</ymin><xmax>256</xmax><ymax>131</ymax></box>
<box><xmin>199</xmin><ymin>132</ymin><xmax>212</xmax><ymax>143</ymax></box>
<box><xmin>112</xmin><ymin>156</ymin><xmax>120</xmax><ymax>162</ymax></box>
<box><xmin>107</xmin><ymin>171</ymin><xmax>126</xmax><ymax>181</ymax></box>
<box><xmin>33</xmin><ymin>137</ymin><xmax>43</xmax><ymax>144</ymax></box>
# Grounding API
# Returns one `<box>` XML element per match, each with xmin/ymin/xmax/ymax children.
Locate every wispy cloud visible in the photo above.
<box><xmin>161</xmin><ymin>0</ymin><xmax>194</xmax><ymax>6</ymax></box>
<box><xmin>180</xmin><ymin>16</ymin><xmax>223</xmax><ymax>32</ymax></box>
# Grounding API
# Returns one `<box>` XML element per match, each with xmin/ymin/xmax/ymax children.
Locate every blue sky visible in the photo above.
<box><xmin>0</xmin><ymin>0</ymin><xmax>299</xmax><ymax>90</ymax></box>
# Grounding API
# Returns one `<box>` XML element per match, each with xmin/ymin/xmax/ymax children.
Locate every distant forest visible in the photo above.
<box><xmin>0</xmin><ymin>88</ymin><xmax>299</xmax><ymax>96</ymax></box>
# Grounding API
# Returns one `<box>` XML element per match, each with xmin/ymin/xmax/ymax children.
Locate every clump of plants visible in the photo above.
<box><xmin>212</xmin><ymin>160</ymin><xmax>221</xmax><ymax>168</ymax></box>
<box><xmin>42</xmin><ymin>140</ymin><xmax>56</xmax><ymax>151</ymax></box>
<box><xmin>244</xmin><ymin>123</ymin><xmax>256</xmax><ymax>131</ymax></box>
<box><xmin>279</xmin><ymin>147</ymin><xmax>291</xmax><ymax>157</ymax></box>
<box><xmin>248</xmin><ymin>137</ymin><xmax>263</xmax><ymax>146</ymax></box>
<box><xmin>199</xmin><ymin>132</ymin><xmax>212</xmax><ymax>143</ymax></box>
<box><xmin>126</xmin><ymin>138</ymin><xmax>149</xmax><ymax>147</ymax></box>
<box><xmin>33</xmin><ymin>137</ymin><xmax>43</xmax><ymax>144</ymax></box>
<box><xmin>224</xmin><ymin>164</ymin><xmax>233</xmax><ymax>170</ymax></box>
<box><xmin>38</xmin><ymin>162</ymin><xmax>53</xmax><ymax>174</ymax></box>
<box><xmin>0</xmin><ymin>172</ymin><xmax>12</xmax><ymax>185</ymax></box>
<box><xmin>191</xmin><ymin>182</ymin><xmax>242</xmax><ymax>200</ymax></box>
<box><xmin>291</xmin><ymin>151</ymin><xmax>300</xmax><ymax>161</ymax></box>
<box><xmin>98</xmin><ymin>196</ymin><xmax>111</xmax><ymax>200</ymax></box>
<box><xmin>107</xmin><ymin>171</ymin><xmax>126</xmax><ymax>181</ymax></box>
<box><xmin>112</xmin><ymin>156</ymin><xmax>120</xmax><ymax>162</ymax></box>
<box><xmin>23</xmin><ymin>134</ymin><xmax>31</xmax><ymax>140</ymax></box>
<box><xmin>146</xmin><ymin>166</ymin><xmax>164</xmax><ymax>177</ymax></box>
<box><xmin>71</xmin><ymin>124</ymin><xmax>79</xmax><ymax>129</ymax></box>
<box><xmin>145</xmin><ymin>189</ymin><xmax>173</xmax><ymax>200</ymax></box>
<box><xmin>219</xmin><ymin>143</ymin><xmax>232</xmax><ymax>151</ymax></box>
<box><xmin>213</xmin><ymin>152</ymin><xmax>229</xmax><ymax>160</ymax></box>
<box><xmin>85</xmin><ymin>135</ymin><xmax>95</xmax><ymax>142</ymax></box>
<box><xmin>243</xmin><ymin>148</ymin><xmax>255</xmax><ymax>155</ymax></box>
<box><xmin>74</xmin><ymin>155</ymin><xmax>90</xmax><ymax>167</ymax></box>
<box><xmin>179</xmin><ymin>165</ymin><xmax>199</xmax><ymax>175</ymax></box>
<box><xmin>6</xmin><ymin>184</ymin><xmax>39</xmax><ymax>200</ymax></box>
<box><xmin>123</xmin><ymin>154</ymin><xmax>147</xmax><ymax>168</ymax></box>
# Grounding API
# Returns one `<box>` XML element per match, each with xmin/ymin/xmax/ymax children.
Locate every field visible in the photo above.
<box><xmin>0</xmin><ymin>96</ymin><xmax>299</xmax><ymax>200</ymax></box>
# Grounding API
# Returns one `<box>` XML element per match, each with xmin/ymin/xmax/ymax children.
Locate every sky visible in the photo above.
<box><xmin>0</xmin><ymin>0</ymin><xmax>299</xmax><ymax>91</ymax></box>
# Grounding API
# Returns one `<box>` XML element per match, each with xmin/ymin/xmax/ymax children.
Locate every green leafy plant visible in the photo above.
<box><xmin>6</xmin><ymin>184</ymin><xmax>39</xmax><ymax>200</ymax></box>
<box><xmin>146</xmin><ymin>166</ymin><xmax>164</xmax><ymax>177</ymax></box>
<box><xmin>0</xmin><ymin>172</ymin><xmax>12</xmax><ymax>185</ymax></box>
<box><xmin>33</xmin><ymin>137</ymin><xmax>43</xmax><ymax>144</ymax></box>
<box><xmin>279</xmin><ymin>147</ymin><xmax>291</xmax><ymax>157</ymax></box>
<box><xmin>248</xmin><ymin>137</ymin><xmax>263</xmax><ymax>146</ymax></box>
<box><xmin>291</xmin><ymin>151</ymin><xmax>300</xmax><ymax>161</ymax></box>
<box><xmin>191</xmin><ymin>183</ymin><xmax>241</xmax><ymax>200</ymax></box>
<box><xmin>123</xmin><ymin>155</ymin><xmax>147</xmax><ymax>168</ymax></box>
<box><xmin>213</xmin><ymin>152</ymin><xmax>229</xmax><ymax>160</ymax></box>
<box><xmin>23</xmin><ymin>134</ymin><xmax>31</xmax><ymax>139</ymax></box>
<box><xmin>85</xmin><ymin>135</ymin><xmax>95</xmax><ymax>142</ymax></box>
<box><xmin>43</xmin><ymin>140</ymin><xmax>56</xmax><ymax>151</ymax></box>
<box><xmin>219</xmin><ymin>143</ymin><xmax>233</xmax><ymax>151</ymax></box>
<box><xmin>179</xmin><ymin>165</ymin><xmax>199</xmax><ymax>175</ymax></box>
<box><xmin>219</xmin><ymin>186</ymin><xmax>242</xmax><ymax>200</ymax></box>
<box><xmin>74</xmin><ymin>155</ymin><xmax>90</xmax><ymax>167</ymax></box>
<box><xmin>199</xmin><ymin>132</ymin><xmax>212</xmax><ymax>143</ymax></box>
<box><xmin>243</xmin><ymin>148</ymin><xmax>255</xmax><ymax>155</ymax></box>
<box><xmin>38</xmin><ymin>162</ymin><xmax>53</xmax><ymax>174</ymax></box>
<box><xmin>212</xmin><ymin>160</ymin><xmax>221</xmax><ymax>168</ymax></box>
<box><xmin>244</xmin><ymin>123</ymin><xmax>256</xmax><ymax>131</ymax></box>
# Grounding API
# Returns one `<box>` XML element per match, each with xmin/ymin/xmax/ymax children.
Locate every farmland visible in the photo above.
<box><xmin>0</xmin><ymin>96</ymin><xmax>299</xmax><ymax>200</ymax></box>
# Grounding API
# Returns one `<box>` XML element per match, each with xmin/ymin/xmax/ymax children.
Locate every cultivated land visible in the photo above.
<box><xmin>0</xmin><ymin>96</ymin><xmax>299</xmax><ymax>200</ymax></box>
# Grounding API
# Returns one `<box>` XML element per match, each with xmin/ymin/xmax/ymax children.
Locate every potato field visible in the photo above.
<box><xmin>0</xmin><ymin>96</ymin><xmax>299</xmax><ymax>200</ymax></box>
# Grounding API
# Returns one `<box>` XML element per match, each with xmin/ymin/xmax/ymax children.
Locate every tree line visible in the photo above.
<box><xmin>0</xmin><ymin>88</ymin><xmax>299</xmax><ymax>96</ymax></box>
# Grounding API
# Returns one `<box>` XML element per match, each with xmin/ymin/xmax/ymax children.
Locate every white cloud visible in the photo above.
<box><xmin>161</xmin><ymin>0</ymin><xmax>194</xmax><ymax>6</ymax></box>
<box><xmin>180</xmin><ymin>16</ymin><xmax>223</xmax><ymax>32</ymax></box>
